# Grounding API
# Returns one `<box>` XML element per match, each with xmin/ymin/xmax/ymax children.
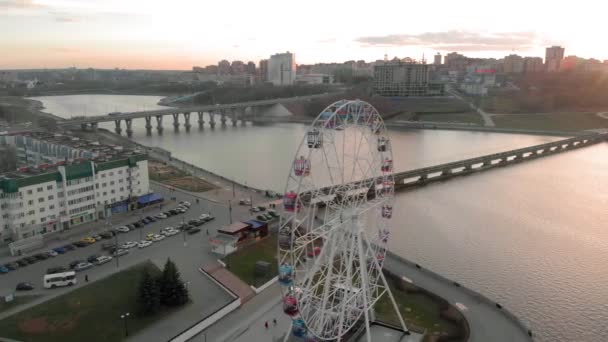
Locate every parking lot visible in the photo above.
<box><xmin>0</xmin><ymin>181</ymin><xmax>281</xmax><ymax>340</ymax></box>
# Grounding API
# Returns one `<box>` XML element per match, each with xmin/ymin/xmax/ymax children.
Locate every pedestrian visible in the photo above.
<box><xmin>273</xmin><ymin>318</ymin><xmax>277</xmax><ymax>326</ymax></box>
<box><xmin>85</xmin><ymin>274</ymin><xmax>89</xmax><ymax>282</ymax></box>
<box><xmin>264</xmin><ymin>321</ymin><xmax>268</xmax><ymax>329</ymax></box>
<box><xmin>206</xmin><ymin>229</ymin><xmax>209</xmax><ymax>236</ymax></box>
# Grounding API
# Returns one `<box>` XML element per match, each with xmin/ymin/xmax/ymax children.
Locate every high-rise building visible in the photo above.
<box><xmin>258</xmin><ymin>59</ymin><xmax>268</xmax><ymax>82</ymax></box>
<box><xmin>373</xmin><ymin>61</ymin><xmax>431</xmax><ymax>96</ymax></box>
<box><xmin>246</xmin><ymin>61</ymin><xmax>256</xmax><ymax>75</ymax></box>
<box><xmin>433</xmin><ymin>53</ymin><xmax>442</xmax><ymax>65</ymax></box>
<box><xmin>503</xmin><ymin>54</ymin><xmax>524</xmax><ymax>73</ymax></box>
<box><xmin>267</xmin><ymin>52</ymin><xmax>296</xmax><ymax>86</ymax></box>
<box><xmin>523</xmin><ymin>57</ymin><xmax>544</xmax><ymax>73</ymax></box>
<box><xmin>545</xmin><ymin>46</ymin><xmax>565</xmax><ymax>72</ymax></box>
<box><xmin>218</xmin><ymin>60</ymin><xmax>231</xmax><ymax>75</ymax></box>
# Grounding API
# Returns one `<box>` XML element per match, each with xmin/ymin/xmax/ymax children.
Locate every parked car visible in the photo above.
<box><xmin>74</xmin><ymin>262</ymin><xmax>94</xmax><ymax>272</ymax></box>
<box><xmin>53</xmin><ymin>247</ymin><xmax>67</xmax><ymax>254</ymax></box>
<box><xmin>46</xmin><ymin>266</ymin><xmax>68</xmax><ymax>274</ymax></box>
<box><xmin>16</xmin><ymin>282</ymin><xmax>35</xmax><ymax>291</ymax></box>
<box><xmin>168</xmin><ymin>210</ymin><xmax>178</xmax><ymax>215</ymax></box>
<box><xmin>142</xmin><ymin>218</ymin><xmax>152</xmax><ymax>224</ymax></box>
<box><xmin>16</xmin><ymin>259</ymin><xmax>29</xmax><ymax>267</ymax></box>
<box><xmin>181</xmin><ymin>224</ymin><xmax>193</xmax><ymax>231</ymax></box>
<box><xmin>116</xmin><ymin>226</ymin><xmax>130</xmax><ymax>233</ymax></box>
<box><xmin>69</xmin><ymin>260</ymin><xmax>85</xmax><ymax>269</ymax></box>
<box><xmin>151</xmin><ymin>234</ymin><xmax>165</xmax><ymax>242</ymax></box>
<box><xmin>73</xmin><ymin>241</ymin><xmax>88</xmax><ymax>248</ymax></box>
<box><xmin>145</xmin><ymin>216</ymin><xmax>156</xmax><ymax>222</ymax></box>
<box><xmin>120</xmin><ymin>241</ymin><xmax>138</xmax><ymax>249</ymax></box>
<box><xmin>263</xmin><ymin>213</ymin><xmax>274</xmax><ymax>221</ymax></box>
<box><xmin>100</xmin><ymin>232</ymin><xmax>114</xmax><ymax>239</ymax></box>
<box><xmin>81</xmin><ymin>237</ymin><xmax>96</xmax><ymax>244</ymax></box>
<box><xmin>162</xmin><ymin>229</ymin><xmax>179</xmax><ymax>237</ymax></box>
<box><xmin>25</xmin><ymin>256</ymin><xmax>38</xmax><ymax>264</ymax></box>
<box><xmin>35</xmin><ymin>253</ymin><xmax>49</xmax><ymax>260</ymax></box>
<box><xmin>187</xmin><ymin>228</ymin><xmax>201</xmax><ymax>235</ymax></box>
<box><xmin>179</xmin><ymin>201</ymin><xmax>191</xmax><ymax>207</ymax></box>
<box><xmin>268</xmin><ymin>210</ymin><xmax>279</xmax><ymax>218</ymax></box>
<box><xmin>200</xmin><ymin>214</ymin><xmax>215</xmax><ymax>222</ymax></box>
<box><xmin>112</xmin><ymin>249</ymin><xmax>129</xmax><ymax>257</ymax></box>
<box><xmin>5</xmin><ymin>262</ymin><xmax>19</xmax><ymax>270</ymax></box>
<box><xmin>101</xmin><ymin>242</ymin><xmax>117</xmax><ymax>251</ymax></box>
<box><xmin>138</xmin><ymin>240</ymin><xmax>152</xmax><ymax>248</ymax></box>
<box><xmin>95</xmin><ymin>256</ymin><xmax>113</xmax><ymax>265</ymax></box>
<box><xmin>250</xmin><ymin>207</ymin><xmax>261</xmax><ymax>213</ymax></box>
<box><xmin>155</xmin><ymin>213</ymin><xmax>168</xmax><ymax>219</ymax></box>
<box><xmin>239</xmin><ymin>198</ymin><xmax>251</xmax><ymax>205</ymax></box>
<box><xmin>163</xmin><ymin>211</ymin><xmax>174</xmax><ymax>217</ymax></box>
<box><xmin>256</xmin><ymin>215</ymin><xmax>269</xmax><ymax>221</ymax></box>
<box><xmin>0</xmin><ymin>265</ymin><xmax>9</xmax><ymax>274</ymax></box>
<box><xmin>176</xmin><ymin>207</ymin><xmax>187</xmax><ymax>213</ymax></box>
<box><xmin>62</xmin><ymin>244</ymin><xmax>76</xmax><ymax>251</ymax></box>
<box><xmin>126</xmin><ymin>224</ymin><xmax>136</xmax><ymax>230</ymax></box>
<box><xmin>87</xmin><ymin>255</ymin><xmax>100</xmax><ymax>263</ymax></box>
<box><xmin>133</xmin><ymin>221</ymin><xmax>143</xmax><ymax>228</ymax></box>
<box><xmin>256</xmin><ymin>206</ymin><xmax>266</xmax><ymax>212</ymax></box>
<box><xmin>92</xmin><ymin>234</ymin><xmax>103</xmax><ymax>241</ymax></box>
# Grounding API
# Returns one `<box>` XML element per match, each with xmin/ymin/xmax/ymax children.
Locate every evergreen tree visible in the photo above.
<box><xmin>137</xmin><ymin>267</ymin><xmax>160</xmax><ymax>315</ymax></box>
<box><xmin>159</xmin><ymin>258</ymin><xmax>189</xmax><ymax>306</ymax></box>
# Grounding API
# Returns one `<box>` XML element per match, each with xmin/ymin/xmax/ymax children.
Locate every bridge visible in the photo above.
<box><xmin>303</xmin><ymin>132</ymin><xmax>607</xmax><ymax>204</ymax></box>
<box><xmin>57</xmin><ymin>93</ymin><xmax>333</xmax><ymax>137</ymax></box>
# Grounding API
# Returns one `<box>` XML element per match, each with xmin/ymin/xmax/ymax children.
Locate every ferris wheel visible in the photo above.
<box><xmin>277</xmin><ymin>100</ymin><xmax>409</xmax><ymax>341</ymax></box>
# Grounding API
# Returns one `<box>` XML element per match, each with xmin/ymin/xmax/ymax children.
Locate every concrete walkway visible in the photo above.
<box><xmin>383</xmin><ymin>254</ymin><xmax>531</xmax><ymax>342</ymax></box>
<box><xmin>447</xmin><ymin>90</ymin><xmax>496</xmax><ymax>127</ymax></box>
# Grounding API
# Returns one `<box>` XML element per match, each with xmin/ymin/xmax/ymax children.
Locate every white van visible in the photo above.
<box><xmin>43</xmin><ymin>271</ymin><xmax>77</xmax><ymax>289</ymax></box>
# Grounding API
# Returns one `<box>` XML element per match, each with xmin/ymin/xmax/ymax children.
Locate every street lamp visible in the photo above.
<box><xmin>228</xmin><ymin>200</ymin><xmax>232</xmax><ymax>224</ymax></box>
<box><xmin>120</xmin><ymin>312</ymin><xmax>130</xmax><ymax>337</ymax></box>
<box><xmin>182</xmin><ymin>217</ymin><xmax>187</xmax><ymax>247</ymax></box>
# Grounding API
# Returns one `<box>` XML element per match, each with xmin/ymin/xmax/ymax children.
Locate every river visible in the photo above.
<box><xmin>33</xmin><ymin>94</ymin><xmax>608</xmax><ymax>341</ymax></box>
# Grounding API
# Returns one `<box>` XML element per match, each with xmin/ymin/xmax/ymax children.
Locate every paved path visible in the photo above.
<box><xmin>383</xmin><ymin>254</ymin><xmax>531</xmax><ymax>342</ymax></box>
<box><xmin>597</xmin><ymin>112</ymin><xmax>608</xmax><ymax>120</ymax></box>
<box><xmin>447</xmin><ymin>90</ymin><xmax>496</xmax><ymax>127</ymax></box>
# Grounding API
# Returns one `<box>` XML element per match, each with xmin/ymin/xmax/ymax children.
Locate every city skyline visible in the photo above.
<box><xmin>1</xmin><ymin>0</ymin><xmax>608</xmax><ymax>69</ymax></box>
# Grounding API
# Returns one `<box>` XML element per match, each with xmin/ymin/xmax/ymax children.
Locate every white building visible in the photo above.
<box><xmin>268</xmin><ymin>52</ymin><xmax>296</xmax><ymax>86</ymax></box>
<box><xmin>0</xmin><ymin>155</ymin><xmax>149</xmax><ymax>245</ymax></box>
<box><xmin>373</xmin><ymin>61</ymin><xmax>431</xmax><ymax>96</ymax></box>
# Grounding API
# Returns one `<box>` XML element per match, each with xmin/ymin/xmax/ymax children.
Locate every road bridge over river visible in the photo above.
<box><xmin>56</xmin><ymin>93</ymin><xmax>334</xmax><ymax>136</ymax></box>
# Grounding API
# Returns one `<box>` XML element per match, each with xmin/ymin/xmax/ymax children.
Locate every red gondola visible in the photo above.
<box><xmin>283</xmin><ymin>191</ymin><xmax>300</xmax><ymax>212</ymax></box>
<box><xmin>293</xmin><ymin>156</ymin><xmax>311</xmax><ymax>177</ymax></box>
<box><xmin>381</xmin><ymin>158</ymin><xmax>393</xmax><ymax>172</ymax></box>
<box><xmin>283</xmin><ymin>295</ymin><xmax>299</xmax><ymax>316</ymax></box>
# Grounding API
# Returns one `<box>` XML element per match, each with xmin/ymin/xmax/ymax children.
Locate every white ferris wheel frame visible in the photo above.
<box><xmin>277</xmin><ymin>99</ymin><xmax>409</xmax><ymax>341</ymax></box>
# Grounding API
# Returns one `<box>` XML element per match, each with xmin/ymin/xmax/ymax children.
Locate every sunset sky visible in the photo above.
<box><xmin>1</xmin><ymin>0</ymin><xmax>607</xmax><ymax>70</ymax></box>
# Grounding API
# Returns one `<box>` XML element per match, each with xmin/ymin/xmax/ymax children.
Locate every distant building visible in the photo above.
<box><xmin>218</xmin><ymin>60</ymin><xmax>231</xmax><ymax>75</ymax></box>
<box><xmin>503</xmin><ymin>54</ymin><xmax>524</xmax><ymax>73</ymax></box>
<box><xmin>373</xmin><ymin>61</ymin><xmax>432</xmax><ymax>97</ymax></box>
<box><xmin>267</xmin><ymin>52</ymin><xmax>296</xmax><ymax>86</ymax></box>
<box><xmin>295</xmin><ymin>74</ymin><xmax>333</xmax><ymax>85</ymax></box>
<box><xmin>545</xmin><ymin>46</ymin><xmax>565</xmax><ymax>72</ymax></box>
<box><xmin>523</xmin><ymin>57</ymin><xmax>544</xmax><ymax>73</ymax></box>
<box><xmin>246</xmin><ymin>61</ymin><xmax>256</xmax><ymax>75</ymax></box>
<box><xmin>433</xmin><ymin>53</ymin><xmax>442</xmax><ymax>65</ymax></box>
<box><xmin>258</xmin><ymin>59</ymin><xmax>268</xmax><ymax>82</ymax></box>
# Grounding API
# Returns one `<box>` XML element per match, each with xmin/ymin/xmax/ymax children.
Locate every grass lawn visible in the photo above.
<box><xmin>413</xmin><ymin>112</ymin><xmax>483</xmax><ymax>125</ymax></box>
<box><xmin>0</xmin><ymin>262</ymin><xmax>182</xmax><ymax>342</ymax></box>
<box><xmin>223</xmin><ymin>234</ymin><xmax>278</xmax><ymax>286</ymax></box>
<box><xmin>0</xmin><ymin>295</ymin><xmax>41</xmax><ymax>314</ymax></box>
<box><xmin>375</xmin><ymin>274</ymin><xmax>460</xmax><ymax>337</ymax></box>
<box><xmin>149</xmin><ymin>160</ymin><xmax>216</xmax><ymax>193</ymax></box>
<box><xmin>493</xmin><ymin>112</ymin><xmax>608</xmax><ymax>132</ymax></box>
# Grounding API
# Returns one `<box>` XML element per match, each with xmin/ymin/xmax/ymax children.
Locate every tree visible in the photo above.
<box><xmin>158</xmin><ymin>258</ymin><xmax>189</xmax><ymax>306</ymax></box>
<box><xmin>137</xmin><ymin>267</ymin><xmax>161</xmax><ymax>315</ymax></box>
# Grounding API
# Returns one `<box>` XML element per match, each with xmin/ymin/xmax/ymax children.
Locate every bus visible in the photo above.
<box><xmin>43</xmin><ymin>271</ymin><xmax>77</xmax><ymax>289</ymax></box>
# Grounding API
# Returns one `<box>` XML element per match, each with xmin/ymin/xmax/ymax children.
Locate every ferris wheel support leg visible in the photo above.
<box><xmin>357</xmin><ymin>232</ymin><xmax>373</xmax><ymax>342</ymax></box>
<box><xmin>362</xmin><ymin>234</ymin><xmax>409</xmax><ymax>334</ymax></box>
